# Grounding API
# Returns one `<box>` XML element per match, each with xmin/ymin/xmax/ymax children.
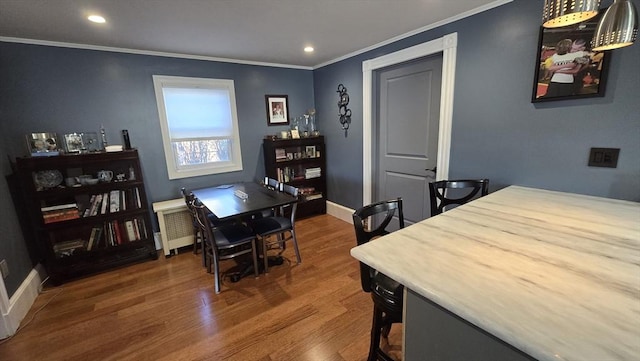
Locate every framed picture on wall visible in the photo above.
<box><xmin>265</xmin><ymin>95</ymin><xmax>290</xmax><ymax>126</ymax></box>
<box><xmin>531</xmin><ymin>11</ymin><xmax>609</xmax><ymax>103</ymax></box>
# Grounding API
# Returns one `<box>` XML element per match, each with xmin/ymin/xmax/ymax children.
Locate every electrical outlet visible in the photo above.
<box><xmin>0</xmin><ymin>259</ymin><xmax>8</xmax><ymax>279</ymax></box>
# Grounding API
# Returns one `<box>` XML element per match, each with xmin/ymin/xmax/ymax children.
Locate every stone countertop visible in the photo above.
<box><xmin>350</xmin><ymin>186</ymin><xmax>640</xmax><ymax>361</ymax></box>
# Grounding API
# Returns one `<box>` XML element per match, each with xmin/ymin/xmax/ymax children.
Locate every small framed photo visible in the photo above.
<box><xmin>305</xmin><ymin>145</ymin><xmax>316</xmax><ymax>158</ymax></box>
<box><xmin>265</xmin><ymin>95</ymin><xmax>290</xmax><ymax>126</ymax></box>
<box><xmin>26</xmin><ymin>132</ymin><xmax>60</xmax><ymax>156</ymax></box>
<box><xmin>290</xmin><ymin>129</ymin><xmax>300</xmax><ymax>139</ymax></box>
<box><xmin>531</xmin><ymin>11</ymin><xmax>609</xmax><ymax>103</ymax></box>
<box><xmin>64</xmin><ymin>133</ymin><xmax>84</xmax><ymax>153</ymax></box>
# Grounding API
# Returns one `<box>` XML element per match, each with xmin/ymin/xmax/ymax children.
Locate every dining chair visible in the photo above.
<box><xmin>352</xmin><ymin>198</ymin><xmax>405</xmax><ymax>361</ymax></box>
<box><xmin>249</xmin><ymin>183</ymin><xmax>301</xmax><ymax>273</ymax></box>
<box><xmin>192</xmin><ymin>198</ymin><xmax>259</xmax><ymax>294</ymax></box>
<box><xmin>428</xmin><ymin>179</ymin><xmax>489</xmax><ymax>216</ymax></box>
<box><xmin>180</xmin><ymin>187</ymin><xmax>205</xmax><ymax>257</ymax></box>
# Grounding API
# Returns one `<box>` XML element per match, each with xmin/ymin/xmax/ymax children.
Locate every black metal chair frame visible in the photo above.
<box><xmin>251</xmin><ymin>183</ymin><xmax>301</xmax><ymax>273</ymax></box>
<box><xmin>192</xmin><ymin>199</ymin><xmax>259</xmax><ymax>294</ymax></box>
<box><xmin>428</xmin><ymin>179</ymin><xmax>489</xmax><ymax>216</ymax></box>
<box><xmin>353</xmin><ymin>198</ymin><xmax>405</xmax><ymax>361</ymax></box>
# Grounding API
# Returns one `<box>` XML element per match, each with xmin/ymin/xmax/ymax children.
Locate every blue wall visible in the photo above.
<box><xmin>315</xmin><ymin>0</ymin><xmax>640</xmax><ymax>210</ymax></box>
<box><xmin>0</xmin><ymin>44</ymin><xmax>313</xmax><ymax>296</ymax></box>
<box><xmin>1</xmin><ymin>0</ymin><xmax>639</xmax><ymax>297</ymax></box>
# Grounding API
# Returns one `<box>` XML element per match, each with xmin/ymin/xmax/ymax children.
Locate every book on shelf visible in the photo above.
<box><xmin>113</xmin><ymin>220</ymin><xmax>123</xmax><ymax>245</ymax></box>
<box><xmin>304</xmin><ymin>193</ymin><xmax>323</xmax><ymax>201</ymax></box>
<box><xmin>53</xmin><ymin>239</ymin><xmax>86</xmax><ymax>257</ymax></box>
<box><xmin>109</xmin><ymin>190</ymin><xmax>120</xmax><ymax>213</ymax></box>
<box><xmin>134</xmin><ymin>187</ymin><xmax>141</xmax><ymax>208</ymax></box>
<box><xmin>83</xmin><ymin>194</ymin><xmax>97</xmax><ymax>217</ymax></box>
<box><xmin>87</xmin><ymin>226</ymin><xmax>102</xmax><ymax>250</ymax></box>
<box><xmin>125</xmin><ymin>220</ymin><xmax>137</xmax><ymax>242</ymax></box>
<box><xmin>41</xmin><ymin>203</ymin><xmax>77</xmax><ymax>212</ymax></box>
<box><xmin>89</xmin><ymin>193</ymin><xmax>103</xmax><ymax>216</ymax></box>
<box><xmin>100</xmin><ymin>192</ymin><xmax>109</xmax><ymax>214</ymax></box>
<box><xmin>43</xmin><ymin>209</ymin><xmax>80</xmax><ymax>223</ymax></box>
<box><xmin>121</xmin><ymin>190</ymin><xmax>127</xmax><ymax>211</ymax></box>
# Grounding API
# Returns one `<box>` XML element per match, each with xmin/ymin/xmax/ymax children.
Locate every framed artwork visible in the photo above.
<box><xmin>305</xmin><ymin>145</ymin><xmax>316</xmax><ymax>158</ymax></box>
<box><xmin>265</xmin><ymin>95</ymin><xmax>290</xmax><ymax>126</ymax></box>
<box><xmin>64</xmin><ymin>133</ymin><xmax>84</xmax><ymax>153</ymax></box>
<box><xmin>531</xmin><ymin>11</ymin><xmax>609</xmax><ymax>103</ymax></box>
<box><xmin>26</xmin><ymin>132</ymin><xmax>59</xmax><ymax>156</ymax></box>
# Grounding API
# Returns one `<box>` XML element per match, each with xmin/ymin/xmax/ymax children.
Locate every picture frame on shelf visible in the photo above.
<box><xmin>290</xmin><ymin>129</ymin><xmax>300</xmax><ymax>139</ymax></box>
<box><xmin>26</xmin><ymin>132</ymin><xmax>60</xmax><ymax>156</ymax></box>
<box><xmin>265</xmin><ymin>95</ymin><xmax>290</xmax><ymax>126</ymax></box>
<box><xmin>305</xmin><ymin>145</ymin><xmax>316</xmax><ymax>158</ymax></box>
<box><xmin>531</xmin><ymin>11</ymin><xmax>609</xmax><ymax>103</ymax></box>
<box><xmin>64</xmin><ymin>133</ymin><xmax>84</xmax><ymax>153</ymax></box>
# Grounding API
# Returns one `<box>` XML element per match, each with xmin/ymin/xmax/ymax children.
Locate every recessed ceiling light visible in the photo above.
<box><xmin>304</xmin><ymin>46</ymin><xmax>314</xmax><ymax>53</ymax></box>
<box><xmin>88</xmin><ymin>15</ymin><xmax>106</xmax><ymax>24</ymax></box>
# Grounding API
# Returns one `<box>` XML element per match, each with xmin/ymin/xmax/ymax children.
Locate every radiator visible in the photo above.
<box><xmin>152</xmin><ymin>198</ymin><xmax>195</xmax><ymax>256</ymax></box>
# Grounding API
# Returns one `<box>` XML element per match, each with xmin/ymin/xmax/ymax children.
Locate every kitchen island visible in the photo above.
<box><xmin>350</xmin><ymin>186</ymin><xmax>640</xmax><ymax>360</ymax></box>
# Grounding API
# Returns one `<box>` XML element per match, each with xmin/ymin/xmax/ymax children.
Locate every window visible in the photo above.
<box><xmin>153</xmin><ymin>75</ymin><xmax>243</xmax><ymax>179</ymax></box>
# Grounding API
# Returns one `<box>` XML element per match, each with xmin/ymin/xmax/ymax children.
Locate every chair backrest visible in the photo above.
<box><xmin>181</xmin><ymin>187</ymin><xmax>199</xmax><ymax>225</ymax></box>
<box><xmin>191</xmin><ymin>198</ymin><xmax>221</xmax><ymax>256</ymax></box>
<box><xmin>352</xmin><ymin>198</ymin><xmax>404</xmax><ymax>293</ymax></box>
<box><xmin>428</xmin><ymin>179</ymin><xmax>489</xmax><ymax>216</ymax></box>
<box><xmin>281</xmin><ymin>184</ymin><xmax>299</xmax><ymax>225</ymax></box>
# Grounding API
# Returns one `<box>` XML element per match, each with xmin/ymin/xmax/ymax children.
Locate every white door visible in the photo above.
<box><xmin>374</xmin><ymin>54</ymin><xmax>443</xmax><ymax>227</ymax></box>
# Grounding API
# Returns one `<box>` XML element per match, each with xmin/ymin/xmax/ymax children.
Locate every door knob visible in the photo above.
<box><xmin>426</xmin><ymin>166</ymin><xmax>437</xmax><ymax>173</ymax></box>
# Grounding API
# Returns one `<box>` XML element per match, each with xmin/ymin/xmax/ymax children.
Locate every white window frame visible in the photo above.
<box><xmin>152</xmin><ymin>75</ymin><xmax>244</xmax><ymax>179</ymax></box>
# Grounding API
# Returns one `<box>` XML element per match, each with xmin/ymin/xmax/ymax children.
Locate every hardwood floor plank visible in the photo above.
<box><xmin>0</xmin><ymin>215</ymin><xmax>402</xmax><ymax>361</ymax></box>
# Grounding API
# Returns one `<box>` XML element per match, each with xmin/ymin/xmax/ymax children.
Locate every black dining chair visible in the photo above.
<box><xmin>192</xmin><ymin>198</ymin><xmax>259</xmax><ymax>294</ymax></box>
<box><xmin>249</xmin><ymin>183</ymin><xmax>301</xmax><ymax>273</ymax></box>
<box><xmin>428</xmin><ymin>179</ymin><xmax>489</xmax><ymax>216</ymax></box>
<box><xmin>352</xmin><ymin>198</ymin><xmax>405</xmax><ymax>361</ymax></box>
<box><xmin>180</xmin><ymin>187</ymin><xmax>204</xmax><ymax>257</ymax></box>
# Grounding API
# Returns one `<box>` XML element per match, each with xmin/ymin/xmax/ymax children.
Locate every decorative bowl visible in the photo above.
<box><xmin>34</xmin><ymin>170</ymin><xmax>63</xmax><ymax>189</ymax></box>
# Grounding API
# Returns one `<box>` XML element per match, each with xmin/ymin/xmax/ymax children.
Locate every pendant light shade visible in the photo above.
<box><xmin>542</xmin><ymin>0</ymin><xmax>601</xmax><ymax>28</ymax></box>
<box><xmin>592</xmin><ymin>0</ymin><xmax>638</xmax><ymax>51</ymax></box>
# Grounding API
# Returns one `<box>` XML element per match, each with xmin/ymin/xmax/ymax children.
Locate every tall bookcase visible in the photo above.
<box><xmin>263</xmin><ymin>136</ymin><xmax>326</xmax><ymax>218</ymax></box>
<box><xmin>14</xmin><ymin>149</ymin><xmax>157</xmax><ymax>284</ymax></box>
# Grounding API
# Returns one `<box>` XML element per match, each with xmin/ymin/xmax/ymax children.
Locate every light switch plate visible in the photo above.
<box><xmin>588</xmin><ymin>148</ymin><xmax>619</xmax><ymax>168</ymax></box>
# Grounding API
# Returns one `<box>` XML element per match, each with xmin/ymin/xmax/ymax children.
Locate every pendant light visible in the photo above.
<box><xmin>542</xmin><ymin>0</ymin><xmax>601</xmax><ymax>28</ymax></box>
<box><xmin>592</xmin><ymin>0</ymin><xmax>638</xmax><ymax>51</ymax></box>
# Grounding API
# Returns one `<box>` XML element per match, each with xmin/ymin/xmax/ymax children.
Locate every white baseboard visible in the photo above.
<box><xmin>0</xmin><ymin>264</ymin><xmax>46</xmax><ymax>339</ymax></box>
<box><xmin>326</xmin><ymin>201</ymin><xmax>354</xmax><ymax>224</ymax></box>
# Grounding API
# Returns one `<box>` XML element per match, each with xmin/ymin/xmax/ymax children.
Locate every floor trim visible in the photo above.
<box><xmin>326</xmin><ymin>201</ymin><xmax>354</xmax><ymax>224</ymax></box>
<box><xmin>0</xmin><ymin>264</ymin><xmax>45</xmax><ymax>339</ymax></box>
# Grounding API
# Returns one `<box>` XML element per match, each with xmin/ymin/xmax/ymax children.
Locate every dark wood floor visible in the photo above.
<box><xmin>0</xmin><ymin>214</ymin><xmax>402</xmax><ymax>361</ymax></box>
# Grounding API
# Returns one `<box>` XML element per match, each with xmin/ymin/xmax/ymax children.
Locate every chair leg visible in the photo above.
<box><xmin>213</xmin><ymin>256</ymin><xmax>221</xmax><ymax>294</ymax></box>
<box><xmin>290</xmin><ymin>229</ymin><xmax>301</xmax><ymax>264</ymax></box>
<box><xmin>369</xmin><ymin>305</ymin><xmax>395</xmax><ymax>361</ymax></box>
<box><xmin>368</xmin><ymin>305</ymin><xmax>384</xmax><ymax>361</ymax></box>
<box><xmin>263</xmin><ymin>236</ymin><xmax>269</xmax><ymax>273</ymax></box>
<box><xmin>251</xmin><ymin>240</ymin><xmax>259</xmax><ymax>278</ymax></box>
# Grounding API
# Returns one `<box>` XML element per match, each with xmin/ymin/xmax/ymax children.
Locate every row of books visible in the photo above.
<box><xmin>53</xmin><ymin>217</ymin><xmax>148</xmax><ymax>256</ymax></box>
<box><xmin>305</xmin><ymin>167</ymin><xmax>321</xmax><ymax>179</ymax></box>
<box><xmin>42</xmin><ymin>203</ymin><xmax>80</xmax><ymax>224</ymax></box>
<box><xmin>82</xmin><ymin>188</ymin><xmax>142</xmax><ymax>217</ymax></box>
<box><xmin>100</xmin><ymin>218</ymin><xmax>148</xmax><ymax>248</ymax></box>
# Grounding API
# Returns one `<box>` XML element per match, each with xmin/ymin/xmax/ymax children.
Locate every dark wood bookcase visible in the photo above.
<box><xmin>263</xmin><ymin>136</ymin><xmax>326</xmax><ymax>218</ymax></box>
<box><xmin>14</xmin><ymin>149</ymin><xmax>157</xmax><ymax>284</ymax></box>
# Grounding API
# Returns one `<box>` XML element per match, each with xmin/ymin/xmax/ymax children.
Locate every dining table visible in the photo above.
<box><xmin>350</xmin><ymin>185</ymin><xmax>640</xmax><ymax>361</ymax></box>
<box><xmin>192</xmin><ymin>181</ymin><xmax>298</xmax><ymax>278</ymax></box>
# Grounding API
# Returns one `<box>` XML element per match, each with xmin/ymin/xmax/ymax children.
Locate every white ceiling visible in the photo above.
<box><xmin>0</xmin><ymin>0</ymin><xmax>511</xmax><ymax>68</ymax></box>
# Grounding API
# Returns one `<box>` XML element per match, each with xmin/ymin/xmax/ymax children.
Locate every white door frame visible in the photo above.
<box><xmin>362</xmin><ymin>32</ymin><xmax>457</xmax><ymax>206</ymax></box>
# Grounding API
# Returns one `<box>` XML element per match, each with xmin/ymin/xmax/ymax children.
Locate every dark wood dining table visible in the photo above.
<box><xmin>192</xmin><ymin>181</ymin><xmax>297</xmax><ymax>220</ymax></box>
<box><xmin>192</xmin><ymin>181</ymin><xmax>298</xmax><ymax>279</ymax></box>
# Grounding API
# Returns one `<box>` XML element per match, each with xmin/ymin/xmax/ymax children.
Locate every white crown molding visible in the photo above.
<box><xmin>314</xmin><ymin>0</ymin><xmax>512</xmax><ymax>69</ymax></box>
<box><xmin>0</xmin><ymin>36</ymin><xmax>313</xmax><ymax>70</ymax></box>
